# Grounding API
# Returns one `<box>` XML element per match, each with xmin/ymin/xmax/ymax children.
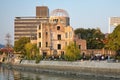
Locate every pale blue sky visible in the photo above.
<box><xmin>0</xmin><ymin>0</ymin><xmax>120</xmax><ymax>45</ymax></box>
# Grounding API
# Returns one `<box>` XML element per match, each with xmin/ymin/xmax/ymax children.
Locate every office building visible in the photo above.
<box><xmin>14</xmin><ymin>6</ymin><xmax>49</xmax><ymax>41</ymax></box>
<box><xmin>14</xmin><ymin>17</ymin><xmax>49</xmax><ymax>41</ymax></box>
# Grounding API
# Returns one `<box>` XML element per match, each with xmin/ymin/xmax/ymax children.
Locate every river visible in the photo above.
<box><xmin>0</xmin><ymin>65</ymin><xmax>119</xmax><ymax>80</ymax></box>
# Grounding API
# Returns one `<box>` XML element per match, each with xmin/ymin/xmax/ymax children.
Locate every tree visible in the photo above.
<box><xmin>5</xmin><ymin>33</ymin><xmax>13</xmax><ymax>62</ymax></box>
<box><xmin>64</xmin><ymin>42</ymin><xmax>81</xmax><ymax>61</ymax></box>
<box><xmin>14</xmin><ymin>37</ymin><xmax>30</xmax><ymax>54</ymax></box>
<box><xmin>25</xmin><ymin>43</ymin><xmax>42</xmax><ymax>63</ymax></box>
<box><xmin>105</xmin><ymin>25</ymin><xmax>120</xmax><ymax>60</ymax></box>
<box><xmin>74</xmin><ymin>28</ymin><xmax>105</xmax><ymax>49</ymax></box>
<box><xmin>25</xmin><ymin>43</ymin><xmax>33</xmax><ymax>59</ymax></box>
<box><xmin>105</xmin><ymin>25</ymin><xmax>120</xmax><ymax>51</ymax></box>
<box><xmin>25</xmin><ymin>43</ymin><xmax>39</xmax><ymax>60</ymax></box>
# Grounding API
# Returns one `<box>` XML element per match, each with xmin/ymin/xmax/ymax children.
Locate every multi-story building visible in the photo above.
<box><xmin>14</xmin><ymin>17</ymin><xmax>49</xmax><ymax>41</ymax></box>
<box><xmin>14</xmin><ymin>6</ymin><xmax>49</xmax><ymax>41</ymax></box>
<box><xmin>14</xmin><ymin>6</ymin><xmax>86</xmax><ymax>56</ymax></box>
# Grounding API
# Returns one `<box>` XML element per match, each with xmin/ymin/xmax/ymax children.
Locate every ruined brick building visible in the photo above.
<box><xmin>14</xmin><ymin>6</ymin><xmax>86</xmax><ymax>56</ymax></box>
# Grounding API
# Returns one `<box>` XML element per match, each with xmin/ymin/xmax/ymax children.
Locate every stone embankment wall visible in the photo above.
<box><xmin>2</xmin><ymin>60</ymin><xmax>120</xmax><ymax>79</ymax></box>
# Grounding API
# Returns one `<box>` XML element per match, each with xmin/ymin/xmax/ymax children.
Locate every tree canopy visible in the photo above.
<box><xmin>105</xmin><ymin>25</ymin><xmax>120</xmax><ymax>51</ymax></box>
<box><xmin>25</xmin><ymin>43</ymin><xmax>39</xmax><ymax>60</ymax></box>
<box><xmin>74</xmin><ymin>28</ymin><xmax>105</xmax><ymax>49</ymax></box>
<box><xmin>14</xmin><ymin>37</ymin><xmax>30</xmax><ymax>54</ymax></box>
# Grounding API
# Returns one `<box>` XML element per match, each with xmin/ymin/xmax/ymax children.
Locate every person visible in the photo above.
<box><xmin>101</xmin><ymin>55</ymin><xmax>104</xmax><ymax>60</ymax></box>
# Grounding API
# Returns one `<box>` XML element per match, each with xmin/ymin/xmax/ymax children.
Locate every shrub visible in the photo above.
<box><xmin>35</xmin><ymin>55</ymin><xmax>42</xmax><ymax>63</ymax></box>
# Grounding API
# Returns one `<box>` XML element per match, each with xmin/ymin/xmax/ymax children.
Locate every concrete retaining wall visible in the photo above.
<box><xmin>21</xmin><ymin>60</ymin><xmax>120</xmax><ymax>69</ymax></box>
<box><xmin>2</xmin><ymin>60</ymin><xmax>120</xmax><ymax>79</ymax></box>
<box><xmin>40</xmin><ymin>61</ymin><xmax>120</xmax><ymax>69</ymax></box>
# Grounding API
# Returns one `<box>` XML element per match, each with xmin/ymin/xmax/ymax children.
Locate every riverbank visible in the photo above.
<box><xmin>1</xmin><ymin>60</ymin><xmax>120</xmax><ymax>79</ymax></box>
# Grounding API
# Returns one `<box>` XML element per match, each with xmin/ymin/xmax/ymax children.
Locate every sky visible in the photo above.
<box><xmin>0</xmin><ymin>0</ymin><xmax>120</xmax><ymax>45</ymax></box>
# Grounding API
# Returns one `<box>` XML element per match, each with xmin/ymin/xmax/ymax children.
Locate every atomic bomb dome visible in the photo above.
<box><xmin>50</xmin><ymin>9</ymin><xmax>69</xmax><ymax>17</ymax></box>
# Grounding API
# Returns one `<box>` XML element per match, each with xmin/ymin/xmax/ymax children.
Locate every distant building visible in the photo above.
<box><xmin>109</xmin><ymin>17</ymin><xmax>120</xmax><ymax>33</ymax></box>
<box><xmin>14</xmin><ymin>6</ymin><xmax>86</xmax><ymax>56</ymax></box>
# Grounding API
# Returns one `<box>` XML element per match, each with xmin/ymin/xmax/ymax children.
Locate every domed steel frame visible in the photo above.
<box><xmin>50</xmin><ymin>9</ymin><xmax>69</xmax><ymax>17</ymax></box>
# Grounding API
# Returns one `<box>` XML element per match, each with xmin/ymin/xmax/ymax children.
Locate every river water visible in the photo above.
<box><xmin>0</xmin><ymin>65</ymin><xmax>119</xmax><ymax>80</ymax></box>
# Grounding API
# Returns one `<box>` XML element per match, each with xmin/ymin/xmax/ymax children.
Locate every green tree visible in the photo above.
<box><xmin>74</xmin><ymin>28</ymin><xmax>105</xmax><ymax>49</ymax></box>
<box><xmin>64</xmin><ymin>42</ymin><xmax>81</xmax><ymax>61</ymax></box>
<box><xmin>25</xmin><ymin>43</ymin><xmax>40</xmax><ymax>60</ymax></box>
<box><xmin>25</xmin><ymin>43</ymin><xmax>33</xmax><ymax>59</ymax></box>
<box><xmin>105</xmin><ymin>25</ymin><xmax>120</xmax><ymax>51</ymax></box>
<box><xmin>14</xmin><ymin>37</ymin><xmax>30</xmax><ymax>54</ymax></box>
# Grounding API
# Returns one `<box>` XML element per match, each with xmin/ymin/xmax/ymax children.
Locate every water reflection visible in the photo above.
<box><xmin>0</xmin><ymin>65</ymin><xmax>119</xmax><ymax>80</ymax></box>
<box><xmin>0</xmin><ymin>66</ymin><xmax>80</xmax><ymax>80</ymax></box>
